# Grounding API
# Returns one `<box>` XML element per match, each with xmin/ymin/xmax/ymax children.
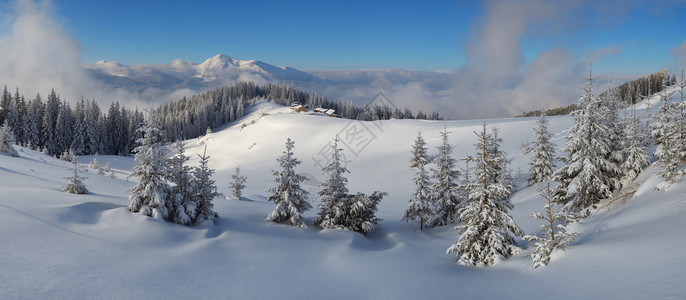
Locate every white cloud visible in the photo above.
<box><xmin>0</xmin><ymin>0</ymin><xmax>93</xmax><ymax>100</ymax></box>
<box><xmin>0</xmin><ymin>0</ymin><xmax>202</xmax><ymax>109</ymax></box>
<box><xmin>671</xmin><ymin>39</ymin><xmax>686</xmax><ymax>70</ymax></box>
<box><xmin>441</xmin><ymin>0</ymin><xmax>644</xmax><ymax>119</ymax></box>
<box><xmin>584</xmin><ymin>44</ymin><xmax>623</xmax><ymax>63</ymax></box>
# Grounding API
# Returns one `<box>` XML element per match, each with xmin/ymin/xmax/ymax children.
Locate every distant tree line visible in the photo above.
<box><xmin>607</xmin><ymin>69</ymin><xmax>675</xmax><ymax>105</ymax></box>
<box><xmin>156</xmin><ymin>81</ymin><xmax>443</xmax><ymax>142</ymax></box>
<box><xmin>517</xmin><ymin>70</ymin><xmax>676</xmax><ymax>118</ymax></box>
<box><xmin>0</xmin><ymin>86</ymin><xmax>144</xmax><ymax>157</ymax></box>
<box><xmin>0</xmin><ymin>81</ymin><xmax>440</xmax><ymax>157</ymax></box>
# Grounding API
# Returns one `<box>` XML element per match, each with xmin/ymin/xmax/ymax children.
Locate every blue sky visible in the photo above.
<box><xmin>6</xmin><ymin>0</ymin><xmax>686</xmax><ymax>75</ymax></box>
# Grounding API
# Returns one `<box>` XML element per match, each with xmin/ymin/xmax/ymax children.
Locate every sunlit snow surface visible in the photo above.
<box><xmin>1</xmin><ymin>98</ymin><xmax>685</xmax><ymax>298</ymax></box>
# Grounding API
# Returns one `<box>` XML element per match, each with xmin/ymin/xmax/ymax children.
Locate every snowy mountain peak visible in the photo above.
<box><xmin>85</xmin><ymin>53</ymin><xmax>331</xmax><ymax>92</ymax></box>
<box><xmin>197</xmin><ymin>54</ymin><xmax>241</xmax><ymax>73</ymax></box>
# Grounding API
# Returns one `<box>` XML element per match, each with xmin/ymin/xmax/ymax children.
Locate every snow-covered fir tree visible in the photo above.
<box><xmin>4</xmin><ymin>91</ymin><xmax>19</xmax><ymax>146</ymax></box>
<box><xmin>652</xmin><ymin>76</ymin><xmax>682</xmax><ymax>183</ymax></box>
<box><xmin>23</xmin><ymin>94</ymin><xmax>42</xmax><ymax>150</ymax></box>
<box><xmin>85</xmin><ymin>100</ymin><xmax>102</xmax><ymax>155</ymax></box>
<box><xmin>193</xmin><ymin>145</ymin><xmax>220</xmax><ymax>221</ymax></box>
<box><xmin>487</xmin><ymin>125</ymin><xmax>514</xmax><ymax>197</ymax></box>
<box><xmin>677</xmin><ymin>70</ymin><xmax>686</xmax><ymax>176</ymax></box>
<box><xmin>447</xmin><ymin>125</ymin><xmax>523</xmax><ymax>266</ymax></box>
<box><xmin>402</xmin><ymin>132</ymin><xmax>434</xmax><ymax>231</ymax></box>
<box><xmin>314</xmin><ymin>137</ymin><xmax>350</xmax><ymax>230</ymax></box>
<box><xmin>313</xmin><ymin>137</ymin><xmax>386</xmax><ymax>234</ymax></box>
<box><xmin>71</xmin><ymin>100</ymin><xmax>86</xmax><ymax>155</ymax></box>
<box><xmin>0</xmin><ymin>120</ymin><xmax>18</xmax><ymax>157</ymax></box>
<box><xmin>42</xmin><ymin>90</ymin><xmax>59</xmax><ymax>155</ymax></box>
<box><xmin>651</xmin><ymin>77</ymin><xmax>678</xmax><ymax>146</ymax></box>
<box><xmin>622</xmin><ymin>104</ymin><xmax>650</xmax><ymax>182</ymax></box>
<box><xmin>346</xmin><ymin>191</ymin><xmax>386</xmax><ymax>235</ymax></box>
<box><xmin>55</xmin><ymin>102</ymin><xmax>73</xmax><ymax>154</ymax></box>
<box><xmin>431</xmin><ymin>127</ymin><xmax>461</xmax><ymax>227</ymax></box>
<box><xmin>523</xmin><ymin>183</ymin><xmax>578</xmax><ymax>268</ymax></box>
<box><xmin>266</xmin><ymin>138</ymin><xmax>311</xmax><ymax>228</ymax></box>
<box><xmin>457</xmin><ymin>156</ymin><xmax>473</xmax><ymax>206</ymax></box>
<box><xmin>410</xmin><ymin>132</ymin><xmax>430</xmax><ymax>169</ymax></box>
<box><xmin>527</xmin><ymin>114</ymin><xmax>556</xmax><ymax>185</ymax></box>
<box><xmin>167</xmin><ymin>141</ymin><xmax>196</xmax><ymax>225</ymax></box>
<box><xmin>553</xmin><ymin>66</ymin><xmax>621</xmax><ymax>218</ymax></box>
<box><xmin>61</xmin><ymin>150</ymin><xmax>88</xmax><ymax>194</ymax></box>
<box><xmin>602</xmin><ymin>86</ymin><xmax>627</xmax><ymax>176</ymax></box>
<box><xmin>126</xmin><ymin>119</ymin><xmax>174</xmax><ymax>220</ymax></box>
<box><xmin>228</xmin><ymin>166</ymin><xmax>247</xmax><ymax>200</ymax></box>
<box><xmin>0</xmin><ymin>86</ymin><xmax>10</xmax><ymax>125</ymax></box>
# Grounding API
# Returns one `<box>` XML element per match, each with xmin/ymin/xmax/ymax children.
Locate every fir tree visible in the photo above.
<box><xmin>61</xmin><ymin>150</ymin><xmax>88</xmax><ymax>194</ymax></box>
<box><xmin>622</xmin><ymin>104</ymin><xmax>649</xmax><ymax>182</ymax></box>
<box><xmin>677</xmin><ymin>70</ymin><xmax>686</xmax><ymax>176</ymax></box>
<box><xmin>603</xmin><ymin>86</ymin><xmax>626</xmax><ymax>175</ymax></box>
<box><xmin>85</xmin><ymin>100</ymin><xmax>102</xmax><ymax>155</ymax></box>
<box><xmin>431</xmin><ymin>127</ymin><xmax>461</xmax><ymax>227</ymax></box>
<box><xmin>527</xmin><ymin>114</ymin><xmax>556</xmax><ymax>185</ymax></box>
<box><xmin>42</xmin><ymin>90</ymin><xmax>60</xmax><ymax>155</ymax></box>
<box><xmin>229</xmin><ymin>166</ymin><xmax>247</xmax><ymax>200</ymax></box>
<box><xmin>0</xmin><ymin>86</ymin><xmax>10</xmax><ymax>125</ymax></box>
<box><xmin>266</xmin><ymin>138</ymin><xmax>311</xmax><ymax>228</ymax></box>
<box><xmin>487</xmin><ymin>125</ymin><xmax>514</xmax><ymax>197</ymax></box>
<box><xmin>167</xmin><ymin>141</ymin><xmax>195</xmax><ymax>225</ymax></box>
<box><xmin>402</xmin><ymin>132</ymin><xmax>434</xmax><ymax>231</ymax></box>
<box><xmin>23</xmin><ymin>94</ymin><xmax>42</xmax><ymax>150</ymax></box>
<box><xmin>346</xmin><ymin>191</ymin><xmax>386</xmax><ymax>235</ymax></box>
<box><xmin>652</xmin><ymin>77</ymin><xmax>681</xmax><ymax>183</ymax></box>
<box><xmin>447</xmin><ymin>125</ymin><xmax>523</xmax><ymax>266</ymax></box>
<box><xmin>4</xmin><ymin>91</ymin><xmax>18</xmax><ymax>146</ymax></box>
<box><xmin>457</xmin><ymin>156</ymin><xmax>473</xmax><ymax>206</ymax></box>
<box><xmin>409</xmin><ymin>132</ymin><xmax>430</xmax><ymax>169</ymax></box>
<box><xmin>126</xmin><ymin>119</ymin><xmax>174</xmax><ymax>220</ymax></box>
<box><xmin>523</xmin><ymin>183</ymin><xmax>578</xmax><ymax>268</ymax></box>
<box><xmin>553</xmin><ymin>66</ymin><xmax>621</xmax><ymax>218</ymax></box>
<box><xmin>193</xmin><ymin>145</ymin><xmax>220</xmax><ymax>221</ymax></box>
<box><xmin>71</xmin><ymin>100</ymin><xmax>86</xmax><ymax>155</ymax></box>
<box><xmin>0</xmin><ymin>120</ymin><xmax>18</xmax><ymax>157</ymax></box>
<box><xmin>55</xmin><ymin>101</ymin><xmax>73</xmax><ymax>155</ymax></box>
<box><xmin>314</xmin><ymin>137</ymin><xmax>349</xmax><ymax>230</ymax></box>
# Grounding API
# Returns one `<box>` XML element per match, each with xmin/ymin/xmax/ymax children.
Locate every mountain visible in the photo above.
<box><xmin>84</xmin><ymin>54</ymin><xmax>457</xmax><ymax>115</ymax></box>
<box><xmin>86</xmin><ymin>54</ymin><xmax>330</xmax><ymax>91</ymax></box>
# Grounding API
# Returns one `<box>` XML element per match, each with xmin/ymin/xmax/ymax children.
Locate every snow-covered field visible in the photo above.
<box><xmin>1</xmin><ymin>101</ymin><xmax>685</xmax><ymax>298</ymax></box>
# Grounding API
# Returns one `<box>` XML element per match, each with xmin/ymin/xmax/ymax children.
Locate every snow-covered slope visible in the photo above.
<box><xmin>1</xmin><ymin>103</ymin><xmax>685</xmax><ymax>298</ymax></box>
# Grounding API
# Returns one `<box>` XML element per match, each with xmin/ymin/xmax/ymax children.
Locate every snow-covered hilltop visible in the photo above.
<box><xmin>1</xmin><ymin>96</ymin><xmax>685</xmax><ymax>298</ymax></box>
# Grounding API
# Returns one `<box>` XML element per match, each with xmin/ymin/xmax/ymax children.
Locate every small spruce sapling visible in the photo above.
<box><xmin>194</xmin><ymin>145</ymin><xmax>220</xmax><ymax>221</ymax></box>
<box><xmin>523</xmin><ymin>183</ymin><xmax>578</xmax><ymax>268</ymax></box>
<box><xmin>229</xmin><ymin>166</ymin><xmax>247</xmax><ymax>200</ymax></box>
<box><xmin>62</xmin><ymin>151</ymin><xmax>88</xmax><ymax>194</ymax></box>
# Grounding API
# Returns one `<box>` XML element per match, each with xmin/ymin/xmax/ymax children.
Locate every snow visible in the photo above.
<box><xmin>1</xmin><ymin>101</ymin><xmax>685</xmax><ymax>298</ymax></box>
